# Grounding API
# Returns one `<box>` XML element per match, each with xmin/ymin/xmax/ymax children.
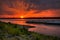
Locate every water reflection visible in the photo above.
<box><xmin>0</xmin><ymin>19</ymin><xmax>60</xmax><ymax>37</ymax></box>
<box><xmin>29</xmin><ymin>24</ymin><xmax>60</xmax><ymax>37</ymax></box>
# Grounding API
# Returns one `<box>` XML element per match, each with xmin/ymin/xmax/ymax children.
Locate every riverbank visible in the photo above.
<box><xmin>0</xmin><ymin>21</ymin><xmax>60</xmax><ymax>40</ymax></box>
<box><xmin>26</xmin><ymin>21</ymin><xmax>60</xmax><ymax>25</ymax></box>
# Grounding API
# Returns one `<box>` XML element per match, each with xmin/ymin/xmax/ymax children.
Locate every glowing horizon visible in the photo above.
<box><xmin>0</xmin><ymin>0</ymin><xmax>60</xmax><ymax>18</ymax></box>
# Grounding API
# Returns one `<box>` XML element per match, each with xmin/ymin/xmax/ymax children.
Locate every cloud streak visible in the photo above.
<box><xmin>0</xmin><ymin>0</ymin><xmax>60</xmax><ymax>18</ymax></box>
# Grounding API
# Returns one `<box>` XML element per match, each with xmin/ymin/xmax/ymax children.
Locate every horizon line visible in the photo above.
<box><xmin>0</xmin><ymin>17</ymin><xmax>60</xmax><ymax>19</ymax></box>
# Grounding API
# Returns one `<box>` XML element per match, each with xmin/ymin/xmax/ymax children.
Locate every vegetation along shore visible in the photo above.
<box><xmin>0</xmin><ymin>21</ymin><xmax>60</xmax><ymax>40</ymax></box>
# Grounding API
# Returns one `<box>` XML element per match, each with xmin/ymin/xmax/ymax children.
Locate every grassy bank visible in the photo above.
<box><xmin>0</xmin><ymin>21</ymin><xmax>60</xmax><ymax>40</ymax></box>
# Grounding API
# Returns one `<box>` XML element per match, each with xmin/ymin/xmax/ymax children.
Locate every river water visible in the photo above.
<box><xmin>0</xmin><ymin>19</ymin><xmax>60</xmax><ymax>37</ymax></box>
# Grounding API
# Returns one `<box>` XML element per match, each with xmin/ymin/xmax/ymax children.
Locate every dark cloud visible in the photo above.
<box><xmin>25</xmin><ymin>0</ymin><xmax>60</xmax><ymax>10</ymax></box>
<box><xmin>0</xmin><ymin>0</ymin><xmax>60</xmax><ymax>10</ymax></box>
<box><xmin>0</xmin><ymin>0</ymin><xmax>60</xmax><ymax>17</ymax></box>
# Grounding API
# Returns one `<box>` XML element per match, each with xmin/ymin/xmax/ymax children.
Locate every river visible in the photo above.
<box><xmin>0</xmin><ymin>19</ymin><xmax>60</xmax><ymax>37</ymax></box>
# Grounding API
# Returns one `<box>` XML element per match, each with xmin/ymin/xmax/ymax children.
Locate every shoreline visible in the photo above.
<box><xmin>0</xmin><ymin>21</ymin><xmax>60</xmax><ymax>40</ymax></box>
<box><xmin>26</xmin><ymin>21</ymin><xmax>60</xmax><ymax>25</ymax></box>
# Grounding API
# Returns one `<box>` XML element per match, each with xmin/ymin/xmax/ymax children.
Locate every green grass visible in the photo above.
<box><xmin>0</xmin><ymin>21</ymin><xmax>60</xmax><ymax>40</ymax></box>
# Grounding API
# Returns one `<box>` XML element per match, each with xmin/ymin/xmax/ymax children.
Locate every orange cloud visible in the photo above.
<box><xmin>0</xmin><ymin>0</ymin><xmax>60</xmax><ymax>18</ymax></box>
<box><xmin>24</xmin><ymin>9</ymin><xmax>60</xmax><ymax>17</ymax></box>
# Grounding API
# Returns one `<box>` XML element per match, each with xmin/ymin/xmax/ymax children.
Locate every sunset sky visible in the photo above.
<box><xmin>0</xmin><ymin>0</ymin><xmax>60</xmax><ymax>18</ymax></box>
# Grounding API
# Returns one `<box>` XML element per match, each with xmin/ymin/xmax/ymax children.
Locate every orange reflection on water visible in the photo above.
<box><xmin>0</xmin><ymin>19</ymin><xmax>60</xmax><ymax>37</ymax></box>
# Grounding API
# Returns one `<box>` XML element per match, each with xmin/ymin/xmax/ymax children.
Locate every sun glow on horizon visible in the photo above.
<box><xmin>20</xmin><ymin>16</ymin><xmax>24</xmax><ymax>18</ymax></box>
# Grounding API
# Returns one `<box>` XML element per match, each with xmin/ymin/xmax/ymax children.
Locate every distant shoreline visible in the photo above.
<box><xmin>0</xmin><ymin>17</ymin><xmax>60</xmax><ymax>19</ymax></box>
<box><xmin>26</xmin><ymin>21</ymin><xmax>60</xmax><ymax>25</ymax></box>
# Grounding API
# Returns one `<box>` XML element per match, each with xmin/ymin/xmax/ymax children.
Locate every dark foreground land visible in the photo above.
<box><xmin>0</xmin><ymin>21</ymin><xmax>60</xmax><ymax>40</ymax></box>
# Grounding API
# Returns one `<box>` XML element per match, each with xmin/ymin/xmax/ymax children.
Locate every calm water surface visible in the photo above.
<box><xmin>0</xmin><ymin>19</ymin><xmax>60</xmax><ymax>37</ymax></box>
